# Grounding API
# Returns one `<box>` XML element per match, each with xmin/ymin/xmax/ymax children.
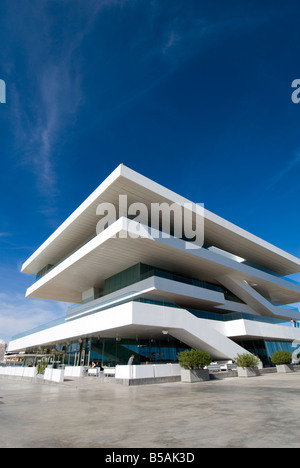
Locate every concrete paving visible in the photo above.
<box><xmin>1</xmin><ymin>372</ymin><xmax>300</xmax><ymax>448</ymax></box>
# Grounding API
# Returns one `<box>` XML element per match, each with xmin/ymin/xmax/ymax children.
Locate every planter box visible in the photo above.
<box><xmin>64</xmin><ymin>366</ymin><xmax>86</xmax><ymax>378</ymax></box>
<box><xmin>237</xmin><ymin>367</ymin><xmax>260</xmax><ymax>378</ymax></box>
<box><xmin>276</xmin><ymin>364</ymin><xmax>294</xmax><ymax>373</ymax></box>
<box><xmin>181</xmin><ymin>368</ymin><xmax>210</xmax><ymax>383</ymax></box>
<box><xmin>44</xmin><ymin>368</ymin><xmax>65</xmax><ymax>383</ymax></box>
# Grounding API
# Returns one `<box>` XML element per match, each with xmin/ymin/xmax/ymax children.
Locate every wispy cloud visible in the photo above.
<box><xmin>5</xmin><ymin>0</ymin><xmax>280</xmax><ymax>206</ymax></box>
<box><xmin>7</xmin><ymin>0</ymin><xmax>129</xmax><ymax>209</ymax></box>
<box><xmin>265</xmin><ymin>151</ymin><xmax>300</xmax><ymax>192</ymax></box>
<box><xmin>159</xmin><ymin>17</ymin><xmax>212</xmax><ymax>63</ymax></box>
<box><xmin>10</xmin><ymin>20</ymin><xmax>82</xmax><ymax>201</ymax></box>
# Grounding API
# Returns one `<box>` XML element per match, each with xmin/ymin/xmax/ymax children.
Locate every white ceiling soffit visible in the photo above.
<box><xmin>25</xmin><ymin>218</ymin><xmax>300</xmax><ymax>306</ymax></box>
<box><xmin>21</xmin><ymin>164</ymin><xmax>300</xmax><ymax>276</ymax></box>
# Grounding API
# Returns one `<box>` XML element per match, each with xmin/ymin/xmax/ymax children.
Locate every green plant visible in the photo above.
<box><xmin>235</xmin><ymin>353</ymin><xmax>259</xmax><ymax>368</ymax></box>
<box><xmin>271</xmin><ymin>350</ymin><xmax>292</xmax><ymax>366</ymax></box>
<box><xmin>178</xmin><ymin>349</ymin><xmax>211</xmax><ymax>370</ymax></box>
<box><xmin>37</xmin><ymin>358</ymin><xmax>48</xmax><ymax>375</ymax></box>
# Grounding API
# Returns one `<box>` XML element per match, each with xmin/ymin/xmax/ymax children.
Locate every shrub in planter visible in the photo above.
<box><xmin>235</xmin><ymin>353</ymin><xmax>260</xmax><ymax>377</ymax></box>
<box><xmin>37</xmin><ymin>358</ymin><xmax>48</xmax><ymax>375</ymax></box>
<box><xmin>178</xmin><ymin>349</ymin><xmax>211</xmax><ymax>369</ymax></box>
<box><xmin>178</xmin><ymin>349</ymin><xmax>211</xmax><ymax>382</ymax></box>
<box><xmin>271</xmin><ymin>350</ymin><xmax>294</xmax><ymax>373</ymax></box>
<box><xmin>271</xmin><ymin>350</ymin><xmax>292</xmax><ymax>365</ymax></box>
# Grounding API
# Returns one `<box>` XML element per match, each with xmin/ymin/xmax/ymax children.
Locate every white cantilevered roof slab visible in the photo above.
<box><xmin>25</xmin><ymin>218</ymin><xmax>300</xmax><ymax>313</ymax></box>
<box><xmin>8</xmin><ymin>300</ymin><xmax>249</xmax><ymax>360</ymax></box>
<box><xmin>21</xmin><ymin>164</ymin><xmax>300</xmax><ymax>277</ymax></box>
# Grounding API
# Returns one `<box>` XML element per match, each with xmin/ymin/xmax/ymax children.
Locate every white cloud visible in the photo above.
<box><xmin>0</xmin><ymin>293</ymin><xmax>69</xmax><ymax>344</ymax></box>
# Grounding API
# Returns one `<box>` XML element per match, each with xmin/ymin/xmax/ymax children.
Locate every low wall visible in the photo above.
<box><xmin>0</xmin><ymin>365</ymin><xmax>85</xmax><ymax>383</ymax></box>
<box><xmin>115</xmin><ymin>363</ymin><xmax>181</xmax><ymax>385</ymax></box>
<box><xmin>0</xmin><ymin>366</ymin><xmax>37</xmax><ymax>378</ymax></box>
<box><xmin>64</xmin><ymin>366</ymin><xmax>86</xmax><ymax>378</ymax></box>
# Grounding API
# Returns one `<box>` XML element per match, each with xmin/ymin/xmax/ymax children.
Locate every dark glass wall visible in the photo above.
<box><xmin>234</xmin><ymin>338</ymin><xmax>296</xmax><ymax>367</ymax></box>
<box><xmin>25</xmin><ymin>336</ymin><xmax>189</xmax><ymax>367</ymax></box>
<box><xmin>90</xmin><ymin>336</ymin><xmax>188</xmax><ymax>367</ymax></box>
<box><xmin>103</xmin><ymin>263</ymin><xmax>222</xmax><ymax>296</ymax></box>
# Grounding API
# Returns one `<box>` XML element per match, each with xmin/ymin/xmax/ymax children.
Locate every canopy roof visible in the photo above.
<box><xmin>22</xmin><ymin>164</ymin><xmax>300</xmax><ymax>278</ymax></box>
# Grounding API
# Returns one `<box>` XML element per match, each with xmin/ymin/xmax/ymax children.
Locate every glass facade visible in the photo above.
<box><xmin>22</xmin><ymin>336</ymin><xmax>189</xmax><ymax>367</ymax></box>
<box><xmin>187</xmin><ymin>309</ymin><xmax>287</xmax><ymax>325</ymax></box>
<box><xmin>13</xmin><ymin>263</ymin><xmax>300</xmax><ymax>368</ymax></box>
<box><xmin>103</xmin><ymin>263</ymin><xmax>223</xmax><ymax>296</ymax></box>
<box><xmin>33</xmin><ymin>340</ymin><xmax>91</xmax><ymax>367</ymax></box>
<box><xmin>234</xmin><ymin>338</ymin><xmax>296</xmax><ymax>367</ymax></box>
<box><xmin>22</xmin><ymin>336</ymin><xmax>298</xmax><ymax>368</ymax></box>
<box><xmin>265</xmin><ymin>340</ymin><xmax>296</xmax><ymax>358</ymax></box>
<box><xmin>90</xmin><ymin>337</ymin><xmax>188</xmax><ymax>367</ymax></box>
<box><xmin>35</xmin><ymin>264</ymin><xmax>54</xmax><ymax>282</ymax></box>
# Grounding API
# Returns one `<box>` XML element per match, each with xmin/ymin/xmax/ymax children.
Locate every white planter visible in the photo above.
<box><xmin>181</xmin><ymin>368</ymin><xmax>210</xmax><ymax>383</ymax></box>
<box><xmin>64</xmin><ymin>366</ymin><xmax>86</xmax><ymax>378</ymax></box>
<box><xmin>44</xmin><ymin>367</ymin><xmax>65</xmax><ymax>383</ymax></box>
<box><xmin>237</xmin><ymin>367</ymin><xmax>260</xmax><ymax>378</ymax></box>
<box><xmin>23</xmin><ymin>367</ymin><xmax>38</xmax><ymax>378</ymax></box>
<box><xmin>115</xmin><ymin>364</ymin><xmax>181</xmax><ymax>384</ymax></box>
<box><xmin>276</xmin><ymin>364</ymin><xmax>294</xmax><ymax>373</ymax></box>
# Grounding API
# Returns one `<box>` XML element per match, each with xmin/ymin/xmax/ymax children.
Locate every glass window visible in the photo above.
<box><xmin>90</xmin><ymin>336</ymin><xmax>189</xmax><ymax>366</ymax></box>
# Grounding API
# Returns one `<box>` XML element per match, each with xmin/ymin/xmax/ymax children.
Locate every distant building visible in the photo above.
<box><xmin>0</xmin><ymin>340</ymin><xmax>6</xmax><ymax>362</ymax></box>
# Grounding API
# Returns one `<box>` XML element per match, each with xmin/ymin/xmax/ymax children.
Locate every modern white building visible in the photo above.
<box><xmin>7</xmin><ymin>164</ymin><xmax>300</xmax><ymax>368</ymax></box>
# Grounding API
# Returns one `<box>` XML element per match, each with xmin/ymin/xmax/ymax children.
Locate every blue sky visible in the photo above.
<box><xmin>1</xmin><ymin>0</ymin><xmax>300</xmax><ymax>343</ymax></box>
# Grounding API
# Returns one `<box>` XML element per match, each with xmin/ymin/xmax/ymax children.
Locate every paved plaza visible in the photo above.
<box><xmin>1</xmin><ymin>372</ymin><xmax>300</xmax><ymax>448</ymax></box>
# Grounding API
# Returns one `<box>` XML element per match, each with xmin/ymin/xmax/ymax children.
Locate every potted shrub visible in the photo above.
<box><xmin>178</xmin><ymin>349</ymin><xmax>211</xmax><ymax>382</ymax></box>
<box><xmin>235</xmin><ymin>353</ymin><xmax>260</xmax><ymax>377</ymax></box>
<box><xmin>271</xmin><ymin>351</ymin><xmax>294</xmax><ymax>373</ymax></box>
<box><xmin>37</xmin><ymin>358</ymin><xmax>48</xmax><ymax>375</ymax></box>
